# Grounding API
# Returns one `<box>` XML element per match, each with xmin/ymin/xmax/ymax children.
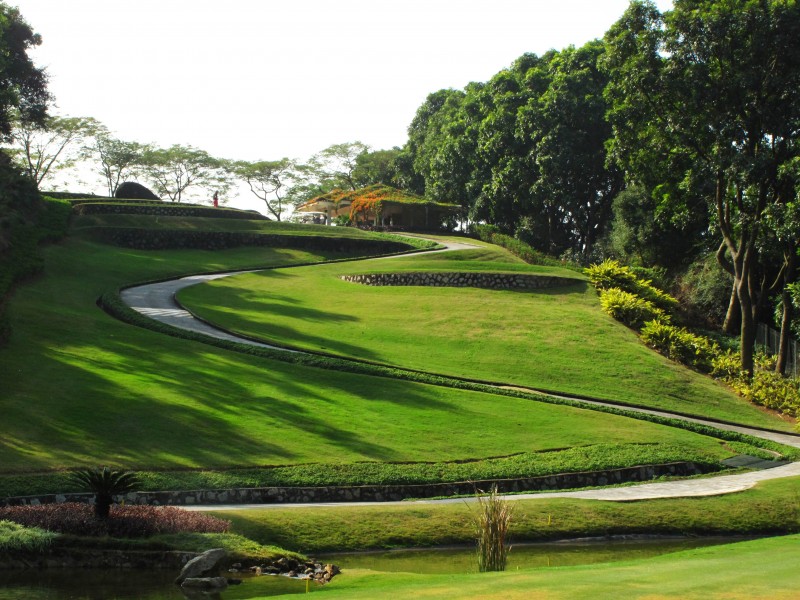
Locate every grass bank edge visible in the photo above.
<box><xmin>101</xmin><ymin>286</ymin><xmax>800</xmax><ymax>454</ymax></box>
<box><xmin>211</xmin><ymin>477</ymin><xmax>800</xmax><ymax>553</ymax></box>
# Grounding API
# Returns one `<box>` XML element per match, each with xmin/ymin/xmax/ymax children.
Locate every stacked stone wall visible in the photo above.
<box><xmin>341</xmin><ymin>271</ymin><xmax>582</xmax><ymax>290</ymax></box>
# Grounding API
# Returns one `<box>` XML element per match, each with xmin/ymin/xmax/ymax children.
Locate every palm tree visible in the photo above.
<box><xmin>69</xmin><ymin>467</ymin><xmax>139</xmax><ymax>518</ymax></box>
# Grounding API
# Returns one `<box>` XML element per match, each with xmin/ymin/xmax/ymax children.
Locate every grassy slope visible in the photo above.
<box><xmin>178</xmin><ymin>244</ymin><xmax>787</xmax><ymax>429</ymax></box>
<box><xmin>212</xmin><ymin>477</ymin><xmax>800</xmax><ymax>553</ymax></box>
<box><xmin>297</xmin><ymin>534</ymin><xmax>800</xmax><ymax>599</ymax></box>
<box><xmin>70</xmin><ymin>213</ymin><xmax>379</xmax><ymax>237</ymax></box>
<box><xmin>0</xmin><ymin>229</ymin><xmax>733</xmax><ymax>475</ymax></box>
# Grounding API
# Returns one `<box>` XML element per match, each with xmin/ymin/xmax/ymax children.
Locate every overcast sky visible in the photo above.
<box><xmin>11</xmin><ymin>0</ymin><xmax>672</xmax><ymax>209</ymax></box>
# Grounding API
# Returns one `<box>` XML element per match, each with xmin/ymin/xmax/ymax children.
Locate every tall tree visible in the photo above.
<box><xmin>6</xmin><ymin>114</ymin><xmax>100</xmax><ymax>187</ymax></box>
<box><xmin>140</xmin><ymin>145</ymin><xmax>228</xmax><ymax>203</ymax></box>
<box><xmin>313</xmin><ymin>141</ymin><xmax>370</xmax><ymax>191</ymax></box>
<box><xmin>92</xmin><ymin>133</ymin><xmax>147</xmax><ymax>198</ymax></box>
<box><xmin>603</xmin><ymin>0</ymin><xmax>800</xmax><ymax>375</ymax></box>
<box><xmin>0</xmin><ymin>3</ymin><xmax>49</xmax><ymax>140</ymax></box>
<box><xmin>230</xmin><ymin>158</ymin><xmax>296</xmax><ymax>220</ymax></box>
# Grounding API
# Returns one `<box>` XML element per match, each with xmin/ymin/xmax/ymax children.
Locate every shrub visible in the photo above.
<box><xmin>641</xmin><ymin>320</ymin><xmax>720</xmax><ymax>373</ymax></box>
<box><xmin>0</xmin><ymin>520</ymin><xmax>56</xmax><ymax>553</ymax></box>
<box><xmin>599</xmin><ymin>288</ymin><xmax>666</xmax><ymax>330</ymax></box>
<box><xmin>470</xmin><ymin>224</ymin><xmax>578</xmax><ymax>270</ymax></box>
<box><xmin>69</xmin><ymin>467</ymin><xmax>140</xmax><ymax>518</ymax></box>
<box><xmin>712</xmin><ymin>351</ymin><xmax>800</xmax><ymax>420</ymax></box>
<box><xmin>586</xmin><ymin>259</ymin><xmax>678</xmax><ymax>313</ymax></box>
<box><xmin>0</xmin><ymin>503</ymin><xmax>229</xmax><ymax>538</ymax></box>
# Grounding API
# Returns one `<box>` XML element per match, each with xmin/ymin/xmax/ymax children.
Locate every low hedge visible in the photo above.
<box><xmin>85</xmin><ymin>227</ymin><xmax>417</xmax><ymax>253</ymax></box>
<box><xmin>471</xmin><ymin>225</ymin><xmax>580</xmax><ymax>271</ymax></box>
<box><xmin>0</xmin><ymin>504</ymin><xmax>229</xmax><ymax>538</ymax></box>
<box><xmin>73</xmin><ymin>201</ymin><xmax>267</xmax><ymax>220</ymax></box>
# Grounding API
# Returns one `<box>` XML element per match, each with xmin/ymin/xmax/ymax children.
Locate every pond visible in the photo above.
<box><xmin>0</xmin><ymin>537</ymin><xmax>749</xmax><ymax>599</ymax></box>
<box><xmin>319</xmin><ymin>536</ymin><xmax>748</xmax><ymax>575</ymax></box>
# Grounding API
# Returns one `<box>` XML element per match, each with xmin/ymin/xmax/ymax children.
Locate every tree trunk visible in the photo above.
<box><xmin>723</xmin><ymin>286</ymin><xmax>741</xmax><ymax>334</ymax></box>
<box><xmin>737</xmin><ymin>275</ymin><xmax>756</xmax><ymax>377</ymax></box>
<box><xmin>776</xmin><ymin>248</ymin><xmax>797</xmax><ymax>375</ymax></box>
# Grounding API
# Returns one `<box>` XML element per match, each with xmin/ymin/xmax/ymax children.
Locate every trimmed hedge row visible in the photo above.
<box><xmin>0</xmin><ymin>504</ymin><xmax>229</xmax><ymax>538</ymax></box>
<box><xmin>74</xmin><ymin>202</ymin><xmax>267</xmax><ymax>220</ymax></box>
<box><xmin>99</xmin><ymin>286</ymin><xmax>800</xmax><ymax>460</ymax></box>
<box><xmin>86</xmin><ymin>227</ymin><xmax>416</xmax><ymax>253</ymax></box>
<box><xmin>471</xmin><ymin>224</ymin><xmax>579</xmax><ymax>270</ymax></box>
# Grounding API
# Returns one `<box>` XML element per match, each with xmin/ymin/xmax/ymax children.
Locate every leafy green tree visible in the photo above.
<box><xmin>69</xmin><ymin>467</ymin><xmax>139</xmax><ymax>519</ymax></box>
<box><xmin>140</xmin><ymin>144</ymin><xmax>228</xmax><ymax>203</ymax></box>
<box><xmin>6</xmin><ymin>114</ymin><xmax>101</xmax><ymax>187</ymax></box>
<box><xmin>526</xmin><ymin>42</ymin><xmax>622</xmax><ymax>257</ymax></box>
<box><xmin>603</xmin><ymin>0</ymin><xmax>800</xmax><ymax>375</ymax></box>
<box><xmin>352</xmin><ymin>147</ymin><xmax>401</xmax><ymax>188</ymax></box>
<box><xmin>314</xmin><ymin>141</ymin><xmax>370</xmax><ymax>191</ymax></box>
<box><xmin>230</xmin><ymin>157</ymin><xmax>296</xmax><ymax>220</ymax></box>
<box><xmin>0</xmin><ymin>3</ymin><xmax>49</xmax><ymax>140</ymax></box>
<box><xmin>92</xmin><ymin>133</ymin><xmax>148</xmax><ymax>197</ymax></box>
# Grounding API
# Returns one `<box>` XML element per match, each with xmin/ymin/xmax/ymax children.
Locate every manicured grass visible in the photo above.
<box><xmin>0</xmin><ymin>442</ymin><xmax>740</xmax><ymax>498</ymax></box>
<box><xmin>297</xmin><ymin>534</ymin><xmax>800</xmax><ymax>599</ymax></box>
<box><xmin>178</xmin><ymin>243</ymin><xmax>789</xmax><ymax>429</ymax></box>
<box><xmin>71</xmin><ymin>213</ymin><xmax>380</xmax><ymax>237</ymax></box>
<box><xmin>211</xmin><ymin>477</ymin><xmax>800</xmax><ymax>553</ymax></box>
<box><xmin>0</xmin><ymin>231</ymin><xmax>736</xmax><ymax>483</ymax></box>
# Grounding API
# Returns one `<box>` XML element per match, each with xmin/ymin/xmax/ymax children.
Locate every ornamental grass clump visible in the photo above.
<box><xmin>473</xmin><ymin>485</ymin><xmax>513</xmax><ymax>572</ymax></box>
<box><xmin>0</xmin><ymin>520</ymin><xmax>56</xmax><ymax>553</ymax></box>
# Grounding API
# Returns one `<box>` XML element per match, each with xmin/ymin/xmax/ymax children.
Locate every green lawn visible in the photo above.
<box><xmin>295</xmin><ymin>534</ymin><xmax>800</xmax><ymax>599</ymax></box>
<box><xmin>211</xmin><ymin>476</ymin><xmax>800</xmax><ymax>553</ymax></box>
<box><xmin>0</xmin><ymin>231</ymin><xmax>739</xmax><ymax>482</ymax></box>
<box><xmin>178</xmin><ymin>243</ymin><xmax>787</xmax><ymax>429</ymax></box>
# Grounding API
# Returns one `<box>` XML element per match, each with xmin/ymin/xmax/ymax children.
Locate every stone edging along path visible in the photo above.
<box><xmin>117</xmin><ymin>239</ymin><xmax>800</xmax><ymax>506</ymax></box>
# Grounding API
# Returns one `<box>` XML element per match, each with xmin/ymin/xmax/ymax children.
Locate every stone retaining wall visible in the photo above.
<box><xmin>3</xmin><ymin>462</ymin><xmax>710</xmax><ymax>507</ymax></box>
<box><xmin>341</xmin><ymin>271</ymin><xmax>581</xmax><ymax>290</ymax></box>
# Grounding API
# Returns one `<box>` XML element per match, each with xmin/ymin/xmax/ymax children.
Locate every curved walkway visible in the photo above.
<box><xmin>118</xmin><ymin>240</ymin><xmax>800</xmax><ymax>507</ymax></box>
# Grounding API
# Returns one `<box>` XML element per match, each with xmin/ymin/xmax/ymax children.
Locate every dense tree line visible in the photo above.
<box><xmin>394</xmin><ymin>0</ymin><xmax>800</xmax><ymax>376</ymax></box>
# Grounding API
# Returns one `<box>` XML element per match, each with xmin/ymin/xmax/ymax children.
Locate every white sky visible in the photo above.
<box><xmin>11</xmin><ymin>0</ymin><xmax>672</xmax><ymax>211</ymax></box>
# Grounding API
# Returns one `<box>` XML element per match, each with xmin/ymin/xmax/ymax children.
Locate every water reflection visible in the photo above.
<box><xmin>0</xmin><ymin>569</ymin><xmax>313</xmax><ymax>600</ymax></box>
<box><xmin>320</xmin><ymin>536</ymin><xmax>749</xmax><ymax>574</ymax></box>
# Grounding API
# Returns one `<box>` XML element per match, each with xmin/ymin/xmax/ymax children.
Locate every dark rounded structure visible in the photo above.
<box><xmin>115</xmin><ymin>181</ymin><xmax>160</xmax><ymax>200</ymax></box>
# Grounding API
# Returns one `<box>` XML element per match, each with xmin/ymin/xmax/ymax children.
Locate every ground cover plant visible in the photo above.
<box><xmin>0</xmin><ymin>520</ymin><xmax>56</xmax><ymax>553</ymax></box>
<box><xmin>177</xmin><ymin>243</ymin><xmax>790</xmax><ymax>429</ymax></box>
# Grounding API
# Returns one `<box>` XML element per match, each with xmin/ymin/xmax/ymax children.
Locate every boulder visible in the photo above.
<box><xmin>175</xmin><ymin>548</ymin><xmax>227</xmax><ymax>585</ymax></box>
<box><xmin>115</xmin><ymin>181</ymin><xmax>160</xmax><ymax>200</ymax></box>
<box><xmin>180</xmin><ymin>576</ymin><xmax>229</xmax><ymax>590</ymax></box>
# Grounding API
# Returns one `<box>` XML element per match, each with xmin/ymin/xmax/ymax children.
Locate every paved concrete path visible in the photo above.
<box><xmin>117</xmin><ymin>239</ymin><xmax>800</xmax><ymax>509</ymax></box>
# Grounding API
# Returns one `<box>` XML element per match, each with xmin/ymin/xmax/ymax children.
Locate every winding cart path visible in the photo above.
<box><xmin>118</xmin><ymin>240</ymin><xmax>800</xmax><ymax>508</ymax></box>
